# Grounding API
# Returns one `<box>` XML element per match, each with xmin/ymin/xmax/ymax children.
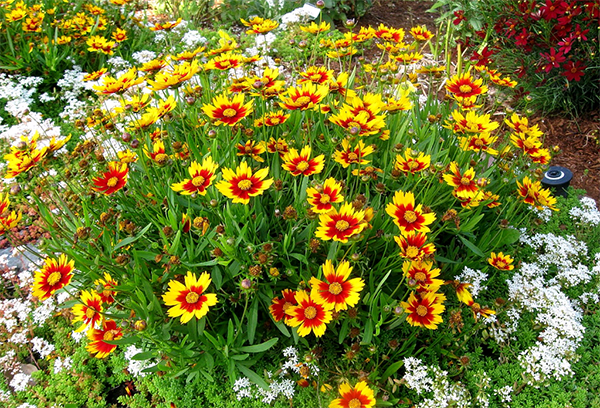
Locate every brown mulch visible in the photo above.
<box><xmin>358</xmin><ymin>0</ymin><xmax>600</xmax><ymax>204</ymax></box>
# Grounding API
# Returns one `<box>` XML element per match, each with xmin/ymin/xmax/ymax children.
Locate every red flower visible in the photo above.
<box><xmin>86</xmin><ymin>320</ymin><xmax>123</xmax><ymax>358</ymax></box>
<box><xmin>92</xmin><ymin>162</ymin><xmax>128</xmax><ymax>195</ymax></box>
<box><xmin>453</xmin><ymin>10</ymin><xmax>466</xmax><ymax>25</ymax></box>
<box><xmin>561</xmin><ymin>60</ymin><xmax>586</xmax><ymax>81</ymax></box>
<box><xmin>540</xmin><ymin>0</ymin><xmax>564</xmax><ymax>20</ymax></box>
<box><xmin>514</xmin><ymin>28</ymin><xmax>530</xmax><ymax>47</ymax></box>
<box><xmin>540</xmin><ymin>48</ymin><xmax>566</xmax><ymax>72</ymax></box>
<box><xmin>470</xmin><ymin>47</ymin><xmax>494</xmax><ymax>66</ymax></box>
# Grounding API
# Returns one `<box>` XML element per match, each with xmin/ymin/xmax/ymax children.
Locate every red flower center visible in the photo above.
<box><xmin>304</xmin><ymin>306</ymin><xmax>317</xmax><ymax>319</ymax></box>
<box><xmin>47</xmin><ymin>271</ymin><xmax>61</xmax><ymax>286</ymax></box>
<box><xmin>329</xmin><ymin>282</ymin><xmax>343</xmax><ymax>295</ymax></box>
<box><xmin>416</xmin><ymin>305</ymin><xmax>428</xmax><ymax>317</ymax></box>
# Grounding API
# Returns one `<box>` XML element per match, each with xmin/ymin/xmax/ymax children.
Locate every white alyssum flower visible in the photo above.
<box><xmin>181</xmin><ymin>31</ymin><xmax>207</xmax><ymax>49</ymax></box>
<box><xmin>569</xmin><ymin>196</ymin><xmax>600</xmax><ymax>226</ymax></box>
<box><xmin>31</xmin><ymin>337</ymin><xmax>55</xmax><ymax>358</ymax></box>
<box><xmin>456</xmin><ymin>267</ymin><xmax>488</xmax><ymax>297</ymax></box>
<box><xmin>124</xmin><ymin>345</ymin><xmax>150</xmax><ymax>377</ymax></box>
<box><xmin>10</xmin><ymin>372</ymin><xmax>32</xmax><ymax>392</ymax></box>
<box><xmin>53</xmin><ymin>356</ymin><xmax>73</xmax><ymax>374</ymax></box>
<box><xmin>494</xmin><ymin>385</ymin><xmax>513</xmax><ymax>406</ymax></box>
<box><xmin>404</xmin><ymin>360</ymin><xmax>471</xmax><ymax>408</ymax></box>
<box><xmin>132</xmin><ymin>50</ymin><xmax>157</xmax><ymax>64</ymax></box>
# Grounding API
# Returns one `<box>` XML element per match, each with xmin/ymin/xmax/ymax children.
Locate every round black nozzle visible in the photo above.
<box><xmin>541</xmin><ymin>165</ymin><xmax>573</xmax><ymax>197</ymax></box>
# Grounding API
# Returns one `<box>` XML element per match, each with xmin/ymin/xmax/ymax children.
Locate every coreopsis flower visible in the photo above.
<box><xmin>386</xmin><ymin>191</ymin><xmax>436</xmax><ymax>235</ymax></box>
<box><xmin>32</xmin><ymin>254</ymin><xmax>75</xmax><ymax>301</ymax></box>
<box><xmin>249</xmin><ymin>67</ymin><xmax>286</xmax><ymax>98</ymax></box>
<box><xmin>351</xmin><ymin>166</ymin><xmax>383</xmax><ymax>180</ymax></box>
<box><xmin>162</xmin><ymin>271</ymin><xmax>218</xmax><ymax>323</ymax></box>
<box><xmin>453</xmin><ymin>95</ymin><xmax>482</xmax><ymax>110</ymax></box>
<box><xmin>72</xmin><ymin>290</ymin><xmax>104</xmax><ymax>332</ymax></box>
<box><xmin>279</xmin><ymin>83</ymin><xmax>329</xmax><ymax>111</ymax></box>
<box><xmin>204</xmin><ymin>52</ymin><xmax>245</xmax><ymax>71</ymax></box>
<box><xmin>458</xmin><ymin>133</ymin><xmax>499</xmax><ymax>155</ymax></box>
<box><xmin>443</xmin><ymin>162</ymin><xmax>478</xmax><ymax>199</ymax></box>
<box><xmin>282</xmin><ymin>146</ymin><xmax>325</xmax><ymax>177</ymax></box>
<box><xmin>269</xmin><ymin>289</ymin><xmax>298</xmax><ymax>323</ymax></box>
<box><xmin>246</xmin><ymin>19</ymin><xmax>278</xmax><ymax>34</ymax></box>
<box><xmin>401</xmin><ymin>291</ymin><xmax>445</xmax><ymax>329</ymax></box>
<box><xmin>0</xmin><ymin>210</ymin><xmax>22</xmax><ymax>235</ymax></box>
<box><xmin>445</xmin><ymin>110</ymin><xmax>499</xmax><ymax>134</ymax></box>
<box><xmin>374</xmin><ymin>24</ymin><xmax>405</xmax><ymax>42</ymax></box>
<box><xmin>410</xmin><ymin>25</ymin><xmax>434</xmax><ymax>41</ymax></box>
<box><xmin>510</xmin><ymin>132</ymin><xmax>542</xmax><ymax>156</ymax></box>
<box><xmin>298</xmin><ymin>66</ymin><xmax>335</xmax><ymax>85</ymax></box>
<box><xmin>329</xmin><ymin>109</ymin><xmax>386</xmax><ymax>137</ymax></box>
<box><xmin>394</xmin><ymin>232</ymin><xmax>436</xmax><ymax>261</ymax></box>
<box><xmin>315</xmin><ymin>202</ymin><xmax>366</xmax><ymax>243</ymax></box>
<box><xmin>144</xmin><ymin>139</ymin><xmax>167</xmax><ymax>163</ymax></box>
<box><xmin>327</xmin><ymin>72</ymin><xmax>355</xmax><ymax>99</ymax></box>
<box><xmin>266</xmin><ymin>138</ymin><xmax>289</xmax><ymax>157</ymax></box>
<box><xmin>155</xmin><ymin>95</ymin><xmax>177</xmax><ymax>119</ymax></box>
<box><xmin>447</xmin><ymin>280</ymin><xmax>474</xmax><ymax>305</ymax></box>
<box><xmin>92</xmin><ymin>162</ymin><xmax>129</xmax><ymax>195</ymax></box>
<box><xmin>216</xmin><ymin>161</ymin><xmax>273</xmax><ymax>204</ymax></box>
<box><xmin>327</xmin><ymin>46</ymin><xmax>358</xmax><ymax>59</ymax></box>
<box><xmin>240</xmin><ymin>16</ymin><xmax>264</xmax><ymax>26</ymax></box>
<box><xmin>139</xmin><ymin>58</ymin><xmax>168</xmax><ymax>73</ymax></box>
<box><xmin>488</xmin><ymin>71</ymin><xmax>517</xmax><ymax>87</ymax></box>
<box><xmin>309</xmin><ymin>260</ymin><xmax>364</xmax><ymax>312</ymax></box>
<box><xmin>254</xmin><ymin>111</ymin><xmax>290</xmax><ymax>127</ymax></box>
<box><xmin>286</xmin><ymin>290</ymin><xmax>333</xmax><ymax>337</ymax></box>
<box><xmin>329</xmin><ymin>381</ymin><xmax>376</xmax><ymax>408</ymax></box>
<box><xmin>517</xmin><ymin>176</ymin><xmax>558</xmax><ymax>211</ymax></box>
<box><xmin>488</xmin><ymin>252</ymin><xmax>514</xmax><ymax>271</ymax></box>
<box><xmin>504</xmin><ymin>113</ymin><xmax>543</xmax><ymax>138</ymax></box>
<box><xmin>94</xmin><ymin>272</ymin><xmax>117</xmax><ymax>304</ymax></box>
<box><xmin>172</xmin><ymin>46</ymin><xmax>205</xmax><ymax>61</ymax></box>
<box><xmin>117</xmin><ymin>149</ymin><xmax>138</xmax><ymax>164</ymax></box>
<box><xmin>306</xmin><ymin>178</ymin><xmax>344</xmax><ymax>213</ymax></box>
<box><xmin>86</xmin><ymin>320</ymin><xmax>123</xmax><ymax>358</ymax></box>
<box><xmin>394</xmin><ymin>149</ymin><xmax>430</xmax><ymax>174</ymax></box>
<box><xmin>147</xmin><ymin>60</ymin><xmax>200</xmax><ymax>90</ymax></box>
<box><xmin>384</xmin><ymin>95</ymin><xmax>412</xmax><ymax>112</ymax></box>
<box><xmin>93</xmin><ymin>68</ymin><xmax>144</xmax><ymax>94</ymax></box>
<box><xmin>394</xmin><ymin>52</ymin><xmax>424</xmax><ymax>64</ymax></box>
<box><xmin>561</xmin><ymin>60</ymin><xmax>586</xmax><ymax>81</ymax></box>
<box><xmin>201</xmin><ymin>93</ymin><xmax>253</xmax><ymax>126</ymax></box>
<box><xmin>111</xmin><ymin>27</ymin><xmax>127</xmax><ymax>42</ymax></box>
<box><xmin>403</xmin><ymin>260</ymin><xmax>443</xmax><ymax>291</ymax></box>
<box><xmin>83</xmin><ymin>68</ymin><xmax>107</xmax><ymax>81</ymax></box>
<box><xmin>468</xmin><ymin>301</ymin><xmax>496</xmax><ymax>321</ymax></box>
<box><xmin>333</xmin><ymin>139</ymin><xmax>374</xmax><ymax>168</ymax></box>
<box><xmin>171</xmin><ymin>156</ymin><xmax>219</xmax><ymax>196</ymax></box>
<box><xmin>4</xmin><ymin>147</ymin><xmax>48</xmax><ymax>178</ymax></box>
<box><xmin>347</xmin><ymin>92</ymin><xmax>385</xmax><ymax>120</ymax></box>
<box><xmin>300</xmin><ymin>21</ymin><xmax>331</xmax><ymax>34</ymax></box>
<box><xmin>446</xmin><ymin>72</ymin><xmax>487</xmax><ymax>98</ymax></box>
<box><xmin>86</xmin><ymin>35</ymin><xmax>115</xmax><ymax>54</ymax></box>
<box><xmin>235</xmin><ymin>140</ymin><xmax>266</xmax><ymax>162</ymax></box>
<box><xmin>150</xmin><ymin>18</ymin><xmax>182</xmax><ymax>31</ymax></box>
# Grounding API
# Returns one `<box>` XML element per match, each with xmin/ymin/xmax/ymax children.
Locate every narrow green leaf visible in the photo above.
<box><xmin>458</xmin><ymin>235</ymin><xmax>485</xmax><ymax>257</ymax></box>
<box><xmin>238</xmin><ymin>337</ymin><xmax>278</xmax><ymax>353</ymax></box>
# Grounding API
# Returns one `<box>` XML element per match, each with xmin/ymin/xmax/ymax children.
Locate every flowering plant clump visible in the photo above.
<box><xmin>435</xmin><ymin>0</ymin><xmax>600</xmax><ymax>114</ymax></box>
<box><xmin>3</xmin><ymin>7</ymin><xmax>598</xmax><ymax>408</ymax></box>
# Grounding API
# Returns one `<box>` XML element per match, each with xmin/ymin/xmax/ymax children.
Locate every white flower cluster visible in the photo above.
<box><xmin>52</xmin><ymin>356</ymin><xmax>73</xmax><ymax>374</ymax></box>
<box><xmin>56</xmin><ymin>66</ymin><xmax>89</xmax><ymax>120</ymax></box>
<box><xmin>569</xmin><ymin>196</ymin><xmax>600</xmax><ymax>226</ymax></box>
<box><xmin>31</xmin><ymin>337</ymin><xmax>55</xmax><ymax>359</ymax></box>
<box><xmin>232</xmin><ymin>346</ymin><xmax>299</xmax><ymax>403</ymax></box>
<box><xmin>181</xmin><ymin>31</ymin><xmax>207</xmax><ymax>49</ymax></box>
<box><xmin>403</xmin><ymin>357</ymin><xmax>471</xmax><ymax>408</ymax></box>
<box><xmin>123</xmin><ymin>345</ymin><xmax>151</xmax><ymax>377</ymax></box>
<box><xmin>494</xmin><ymin>385</ymin><xmax>513</xmax><ymax>406</ymax></box>
<box><xmin>455</xmin><ymin>267</ymin><xmax>488</xmax><ymax>297</ymax></box>
<box><xmin>132</xmin><ymin>50</ymin><xmax>157</xmax><ymax>65</ymax></box>
<box><xmin>280</xmin><ymin>4</ymin><xmax>319</xmax><ymax>30</ymax></box>
<box><xmin>486</xmin><ymin>306</ymin><xmax>520</xmax><ymax>343</ymax></box>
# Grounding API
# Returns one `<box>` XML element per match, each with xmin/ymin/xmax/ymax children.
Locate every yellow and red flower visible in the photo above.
<box><xmin>147</xmin><ymin>60</ymin><xmax>200</xmax><ymax>90</ymax></box>
<box><xmin>446</xmin><ymin>72</ymin><xmax>487</xmax><ymax>98</ymax></box>
<box><xmin>315</xmin><ymin>202</ymin><xmax>366</xmax><ymax>243</ymax></box>
<box><xmin>517</xmin><ymin>176</ymin><xmax>558</xmax><ymax>211</ymax></box>
<box><xmin>216</xmin><ymin>161</ymin><xmax>273</xmax><ymax>204</ymax></box>
<box><xmin>246</xmin><ymin>19</ymin><xmax>279</xmax><ymax>34</ymax></box>
<box><xmin>282</xmin><ymin>146</ymin><xmax>325</xmax><ymax>177</ymax></box>
<box><xmin>394</xmin><ymin>232</ymin><xmax>436</xmax><ymax>261</ymax></box>
<box><xmin>171</xmin><ymin>156</ymin><xmax>219</xmax><ymax>196</ymax></box>
<box><xmin>386</xmin><ymin>190</ymin><xmax>436</xmax><ymax>235</ymax></box>
<box><xmin>333</xmin><ymin>139</ymin><xmax>374</xmax><ymax>168</ymax></box>
<box><xmin>93</xmin><ymin>68</ymin><xmax>143</xmax><ymax>95</ymax></box>
<box><xmin>32</xmin><ymin>254</ymin><xmax>75</xmax><ymax>301</ymax></box>
<box><xmin>394</xmin><ymin>149</ymin><xmax>430</xmax><ymax>174</ymax></box>
<box><xmin>306</xmin><ymin>178</ymin><xmax>344</xmax><ymax>214</ymax></box>
<box><xmin>300</xmin><ymin>21</ymin><xmax>331</xmax><ymax>34</ymax></box>
<box><xmin>286</xmin><ymin>290</ymin><xmax>333</xmax><ymax>337</ymax></box>
<box><xmin>401</xmin><ymin>291</ymin><xmax>445</xmax><ymax>329</ymax></box>
<box><xmin>94</xmin><ymin>272</ymin><xmax>118</xmax><ymax>304</ymax></box>
<box><xmin>162</xmin><ymin>271</ymin><xmax>218</xmax><ymax>324</ymax></box>
<box><xmin>279</xmin><ymin>83</ymin><xmax>328</xmax><ymax>111</ymax></box>
<box><xmin>86</xmin><ymin>319</ymin><xmax>123</xmax><ymax>358</ymax></box>
<box><xmin>72</xmin><ymin>290</ymin><xmax>103</xmax><ymax>332</ymax></box>
<box><xmin>443</xmin><ymin>162</ymin><xmax>479</xmax><ymax>199</ymax></box>
<box><xmin>269</xmin><ymin>289</ymin><xmax>298</xmax><ymax>323</ymax></box>
<box><xmin>329</xmin><ymin>108</ymin><xmax>386</xmax><ymax>137</ymax></box>
<box><xmin>150</xmin><ymin>18</ymin><xmax>182</xmax><ymax>31</ymax></box>
<box><xmin>329</xmin><ymin>381</ymin><xmax>376</xmax><ymax>408</ymax></box>
<box><xmin>410</xmin><ymin>25</ymin><xmax>434</xmax><ymax>41</ymax></box>
<box><xmin>204</xmin><ymin>52</ymin><xmax>245</xmax><ymax>71</ymax></box>
<box><xmin>92</xmin><ymin>162</ymin><xmax>129</xmax><ymax>195</ymax></box>
<box><xmin>298</xmin><ymin>66</ymin><xmax>335</xmax><ymax>85</ymax></box>
<box><xmin>266</xmin><ymin>138</ymin><xmax>289</xmax><ymax>157</ymax></box>
<box><xmin>403</xmin><ymin>260</ymin><xmax>443</xmax><ymax>291</ymax></box>
<box><xmin>254</xmin><ymin>111</ymin><xmax>290</xmax><ymax>127</ymax></box>
<box><xmin>459</xmin><ymin>133</ymin><xmax>499</xmax><ymax>155</ymax></box>
<box><xmin>488</xmin><ymin>252</ymin><xmax>514</xmax><ymax>271</ymax></box>
<box><xmin>309</xmin><ymin>260</ymin><xmax>364</xmax><ymax>312</ymax></box>
<box><xmin>235</xmin><ymin>140</ymin><xmax>266</xmax><ymax>162</ymax></box>
<box><xmin>202</xmin><ymin>93</ymin><xmax>254</xmax><ymax>126</ymax></box>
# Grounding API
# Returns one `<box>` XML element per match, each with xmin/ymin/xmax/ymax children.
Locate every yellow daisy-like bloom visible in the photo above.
<box><xmin>394</xmin><ymin>149</ymin><xmax>430</xmax><ymax>174</ymax></box>
<box><xmin>458</xmin><ymin>132</ymin><xmax>499</xmax><ymax>155</ymax></box>
<box><xmin>329</xmin><ymin>381</ymin><xmax>376</xmax><ymax>408</ymax></box>
<box><xmin>171</xmin><ymin>156</ymin><xmax>219</xmax><ymax>196</ymax></box>
<box><xmin>443</xmin><ymin>162</ymin><xmax>479</xmax><ymax>199</ymax></box>
<box><xmin>279</xmin><ymin>83</ymin><xmax>329</xmax><ymax>111</ymax></box>
<box><xmin>445</xmin><ymin>109</ymin><xmax>499</xmax><ymax>134</ymax></box>
<box><xmin>72</xmin><ymin>290</ymin><xmax>104</xmax><ymax>332</ymax></box>
<box><xmin>315</xmin><ymin>202</ymin><xmax>366</xmax><ymax>243</ymax></box>
<box><xmin>146</xmin><ymin>60</ymin><xmax>200</xmax><ymax>91</ymax></box>
<box><xmin>446</xmin><ymin>72</ymin><xmax>488</xmax><ymax>99</ymax></box>
<box><xmin>309</xmin><ymin>260</ymin><xmax>364</xmax><ymax>312</ymax></box>
<box><xmin>93</xmin><ymin>68</ymin><xmax>144</xmax><ymax>95</ymax></box>
<box><xmin>282</xmin><ymin>146</ymin><xmax>325</xmax><ymax>177</ymax></box>
<box><xmin>246</xmin><ymin>19</ymin><xmax>279</xmax><ymax>34</ymax></box>
<box><xmin>401</xmin><ymin>290</ymin><xmax>445</xmax><ymax>329</ymax></box>
<box><xmin>488</xmin><ymin>252</ymin><xmax>515</xmax><ymax>271</ymax></box>
<box><xmin>386</xmin><ymin>191</ymin><xmax>436</xmax><ymax>235</ymax></box>
<box><xmin>201</xmin><ymin>92</ymin><xmax>254</xmax><ymax>126</ymax></box>
<box><xmin>286</xmin><ymin>290</ymin><xmax>332</xmax><ymax>337</ymax></box>
<box><xmin>162</xmin><ymin>271</ymin><xmax>218</xmax><ymax>324</ymax></box>
<box><xmin>306</xmin><ymin>178</ymin><xmax>344</xmax><ymax>214</ymax></box>
<box><xmin>215</xmin><ymin>161</ymin><xmax>274</xmax><ymax>204</ymax></box>
<box><xmin>300</xmin><ymin>21</ymin><xmax>331</xmax><ymax>34</ymax></box>
<box><xmin>32</xmin><ymin>254</ymin><xmax>75</xmax><ymax>301</ymax></box>
<box><xmin>205</xmin><ymin>52</ymin><xmax>245</xmax><ymax>71</ymax></box>
<box><xmin>333</xmin><ymin>139</ymin><xmax>374</xmax><ymax>168</ymax></box>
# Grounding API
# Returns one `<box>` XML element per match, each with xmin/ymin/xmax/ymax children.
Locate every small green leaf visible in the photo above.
<box><xmin>458</xmin><ymin>235</ymin><xmax>485</xmax><ymax>257</ymax></box>
<box><xmin>238</xmin><ymin>337</ymin><xmax>278</xmax><ymax>353</ymax></box>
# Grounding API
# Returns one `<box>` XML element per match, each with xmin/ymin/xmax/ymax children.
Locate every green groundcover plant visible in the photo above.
<box><xmin>0</xmin><ymin>3</ymin><xmax>599</xmax><ymax>408</ymax></box>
